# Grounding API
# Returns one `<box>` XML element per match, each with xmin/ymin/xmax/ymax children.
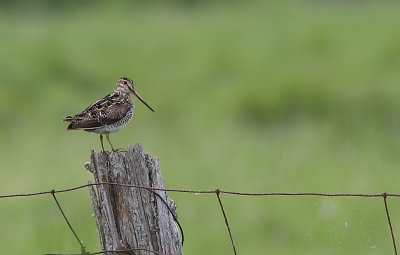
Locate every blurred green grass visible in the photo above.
<box><xmin>1</xmin><ymin>1</ymin><xmax>400</xmax><ymax>254</ymax></box>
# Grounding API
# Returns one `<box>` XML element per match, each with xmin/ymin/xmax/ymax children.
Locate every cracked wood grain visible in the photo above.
<box><xmin>86</xmin><ymin>143</ymin><xmax>182</xmax><ymax>255</ymax></box>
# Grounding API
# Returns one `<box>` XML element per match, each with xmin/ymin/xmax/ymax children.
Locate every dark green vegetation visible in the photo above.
<box><xmin>1</xmin><ymin>1</ymin><xmax>400</xmax><ymax>254</ymax></box>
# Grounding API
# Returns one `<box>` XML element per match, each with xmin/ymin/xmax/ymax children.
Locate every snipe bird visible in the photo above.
<box><xmin>64</xmin><ymin>77</ymin><xmax>154</xmax><ymax>152</ymax></box>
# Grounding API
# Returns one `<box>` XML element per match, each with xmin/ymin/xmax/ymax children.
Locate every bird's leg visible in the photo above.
<box><xmin>106</xmin><ymin>134</ymin><xmax>126</xmax><ymax>153</ymax></box>
<box><xmin>106</xmin><ymin>134</ymin><xmax>117</xmax><ymax>153</ymax></box>
<box><xmin>100</xmin><ymin>134</ymin><xmax>105</xmax><ymax>152</ymax></box>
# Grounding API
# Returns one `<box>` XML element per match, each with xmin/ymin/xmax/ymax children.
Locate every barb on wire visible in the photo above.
<box><xmin>382</xmin><ymin>193</ymin><xmax>398</xmax><ymax>255</ymax></box>
<box><xmin>215</xmin><ymin>189</ymin><xmax>237</xmax><ymax>255</ymax></box>
<box><xmin>44</xmin><ymin>247</ymin><xmax>172</xmax><ymax>255</ymax></box>
<box><xmin>50</xmin><ymin>191</ymin><xmax>88</xmax><ymax>255</ymax></box>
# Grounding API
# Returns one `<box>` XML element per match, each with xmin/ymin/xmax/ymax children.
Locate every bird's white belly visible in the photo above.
<box><xmin>95</xmin><ymin>122</ymin><xmax>129</xmax><ymax>134</ymax></box>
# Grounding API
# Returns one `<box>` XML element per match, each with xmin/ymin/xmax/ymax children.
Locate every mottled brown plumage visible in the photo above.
<box><xmin>64</xmin><ymin>77</ymin><xmax>154</xmax><ymax>152</ymax></box>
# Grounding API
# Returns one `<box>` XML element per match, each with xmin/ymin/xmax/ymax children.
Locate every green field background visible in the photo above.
<box><xmin>1</xmin><ymin>1</ymin><xmax>400</xmax><ymax>254</ymax></box>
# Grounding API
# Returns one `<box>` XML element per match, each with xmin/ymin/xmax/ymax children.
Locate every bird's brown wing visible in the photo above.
<box><xmin>100</xmin><ymin>103</ymin><xmax>131</xmax><ymax>125</ymax></box>
<box><xmin>64</xmin><ymin>93</ymin><xmax>117</xmax><ymax>129</ymax></box>
<box><xmin>65</xmin><ymin>96</ymin><xmax>130</xmax><ymax>130</ymax></box>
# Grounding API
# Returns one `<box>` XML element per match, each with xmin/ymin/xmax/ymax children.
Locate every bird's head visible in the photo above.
<box><xmin>116</xmin><ymin>77</ymin><xmax>154</xmax><ymax>112</ymax></box>
<box><xmin>116</xmin><ymin>77</ymin><xmax>134</xmax><ymax>94</ymax></box>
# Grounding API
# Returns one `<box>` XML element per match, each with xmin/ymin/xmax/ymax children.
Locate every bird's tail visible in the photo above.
<box><xmin>63</xmin><ymin>116</ymin><xmax>73</xmax><ymax>122</ymax></box>
<box><xmin>63</xmin><ymin>116</ymin><xmax>79</xmax><ymax>130</ymax></box>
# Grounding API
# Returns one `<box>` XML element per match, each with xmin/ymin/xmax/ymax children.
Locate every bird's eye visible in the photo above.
<box><xmin>123</xmin><ymin>81</ymin><xmax>127</xmax><ymax>85</ymax></box>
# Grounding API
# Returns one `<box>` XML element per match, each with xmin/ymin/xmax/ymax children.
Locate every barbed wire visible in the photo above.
<box><xmin>1</xmin><ymin>182</ymin><xmax>398</xmax><ymax>255</ymax></box>
<box><xmin>383</xmin><ymin>193</ymin><xmax>398</xmax><ymax>255</ymax></box>
<box><xmin>3</xmin><ymin>182</ymin><xmax>400</xmax><ymax>198</ymax></box>
<box><xmin>51</xmin><ymin>191</ymin><xmax>87</xmax><ymax>254</ymax></box>
<box><xmin>215</xmin><ymin>189</ymin><xmax>237</xmax><ymax>255</ymax></box>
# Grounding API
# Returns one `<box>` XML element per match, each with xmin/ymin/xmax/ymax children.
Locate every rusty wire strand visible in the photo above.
<box><xmin>51</xmin><ymin>191</ymin><xmax>88</xmax><ymax>254</ymax></box>
<box><xmin>2</xmin><ymin>182</ymin><xmax>400</xmax><ymax>198</ymax></box>
<box><xmin>148</xmin><ymin>189</ymin><xmax>185</xmax><ymax>245</ymax></box>
<box><xmin>383</xmin><ymin>193</ymin><xmax>398</xmax><ymax>255</ymax></box>
<box><xmin>215</xmin><ymin>189</ymin><xmax>237</xmax><ymax>255</ymax></box>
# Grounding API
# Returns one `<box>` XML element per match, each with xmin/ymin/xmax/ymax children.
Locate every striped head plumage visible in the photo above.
<box><xmin>115</xmin><ymin>77</ymin><xmax>134</xmax><ymax>94</ymax></box>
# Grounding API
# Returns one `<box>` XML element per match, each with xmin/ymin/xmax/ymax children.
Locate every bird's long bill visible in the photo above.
<box><xmin>131</xmin><ymin>89</ymin><xmax>155</xmax><ymax>112</ymax></box>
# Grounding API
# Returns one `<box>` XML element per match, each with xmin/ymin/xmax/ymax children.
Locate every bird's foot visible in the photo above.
<box><xmin>112</xmin><ymin>148</ymin><xmax>126</xmax><ymax>153</ymax></box>
<box><xmin>99</xmin><ymin>149</ymin><xmax>111</xmax><ymax>155</ymax></box>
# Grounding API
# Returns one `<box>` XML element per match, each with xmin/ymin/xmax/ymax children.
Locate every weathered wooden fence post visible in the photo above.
<box><xmin>85</xmin><ymin>143</ymin><xmax>182</xmax><ymax>255</ymax></box>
